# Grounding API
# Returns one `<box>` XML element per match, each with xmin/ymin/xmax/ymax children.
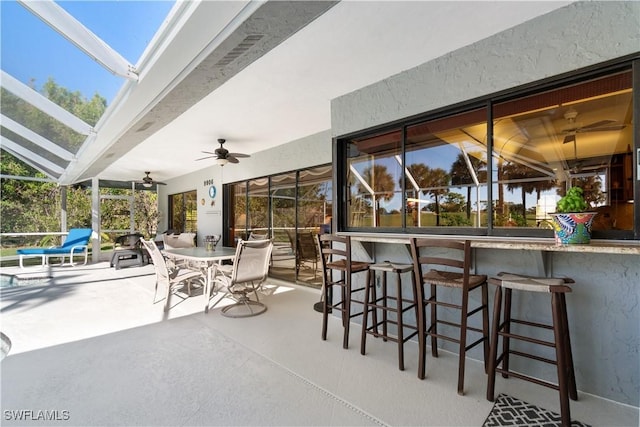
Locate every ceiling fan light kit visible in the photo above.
<box><xmin>138</xmin><ymin>171</ymin><xmax>166</xmax><ymax>187</ymax></box>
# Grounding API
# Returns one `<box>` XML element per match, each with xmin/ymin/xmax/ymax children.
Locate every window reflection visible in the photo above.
<box><xmin>406</xmin><ymin>109</ymin><xmax>488</xmax><ymax>228</ymax></box>
<box><xmin>248</xmin><ymin>178</ymin><xmax>269</xmax><ymax>238</ymax></box>
<box><xmin>347</xmin><ymin>129</ymin><xmax>403</xmax><ymax>228</ymax></box>
<box><xmin>230</xmin><ymin>182</ymin><xmax>247</xmax><ymax>243</ymax></box>
<box><xmin>493</xmin><ymin>70</ymin><xmax>633</xmax><ymax>230</ymax></box>
<box><xmin>270</xmin><ymin>172</ymin><xmax>296</xmax><ymax>282</ymax></box>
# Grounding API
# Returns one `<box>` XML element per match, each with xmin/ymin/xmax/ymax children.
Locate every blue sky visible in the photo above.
<box><xmin>1</xmin><ymin>0</ymin><xmax>174</xmax><ymax>104</ymax></box>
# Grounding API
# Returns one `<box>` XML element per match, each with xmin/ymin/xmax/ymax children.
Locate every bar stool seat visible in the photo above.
<box><xmin>360</xmin><ymin>262</ymin><xmax>419</xmax><ymax>371</ymax></box>
<box><xmin>487</xmin><ymin>272</ymin><xmax>577</xmax><ymax>427</ymax></box>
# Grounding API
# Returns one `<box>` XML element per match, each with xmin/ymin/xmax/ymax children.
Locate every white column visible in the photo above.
<box><xmin>91</xmin><ymin>177</ymin><xmax>100</xmax><ymax>263</ymax></box>
<box><xmin>60</xmin><ymin>186</ymin><xmax>67</xmax><ymax>232</ymax></box>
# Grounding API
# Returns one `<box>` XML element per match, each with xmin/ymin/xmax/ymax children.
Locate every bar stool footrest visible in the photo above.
<box><xmin>495</xmin><ymin>367</ymin><xmax>560</xmax><ymax>391</ymax></box>
<box><xmin>365</xmin><ymin>327</ymin><xmax>419</xmax><ymax>344</ymax></box>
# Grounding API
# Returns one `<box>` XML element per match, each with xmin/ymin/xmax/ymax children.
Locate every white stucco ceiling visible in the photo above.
<box><xmin>90</xmin><ymin>1</ymin><xmax>573</xmax><ymax>184</ymax></box>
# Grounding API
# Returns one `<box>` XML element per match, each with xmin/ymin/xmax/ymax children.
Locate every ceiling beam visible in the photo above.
<box><xmin>1</xmin><ymin>114</ymin><xmax>75</xmax><ymax>161</ymax></box>
<box><xmin>1</xmin><ymin>136</ymin><xmax>65</xmax><ymax>176</ymax></box>
<box><xmin>17</xmin><ymin>0</ymin><xmax>138</xmax><ymax>80</ymax></box>
<box><xmin>1</xmin><ymin>70</ymin><xmax>94</xmax><ymax>136</ymax></box>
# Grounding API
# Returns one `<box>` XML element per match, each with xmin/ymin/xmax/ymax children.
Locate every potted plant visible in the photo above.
<box><xmin>550</xmin><ymin>186</ymin><xmax>597</xmax><ymax>245</ymax></box>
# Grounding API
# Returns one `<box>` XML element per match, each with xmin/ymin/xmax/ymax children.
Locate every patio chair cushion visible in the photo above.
<box><xmin>17</xmin><ymin>228</ymin><xmax>92</xmax><ymax>268</ymax></box>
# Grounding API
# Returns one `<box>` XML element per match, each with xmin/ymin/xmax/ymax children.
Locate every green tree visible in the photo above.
<box><xmin>502</xmin><ymin>161</ymin><xmax>555</xmax><ymax>225</ymax></box>
<box><xmin>1</xmin><ymin>79</ymin><xmax>157</xmax><ymax>245</ymax></box>
<box><xmin>449</xmin><ymin>153</ymin><xmax>486</xmax><ymax>219</ymax></box>
<box><xmin>358</xmin><ymin>164</ymin><xmax>395</xmax><ymax>226</ymax></box>
<box><xmin>405</xmin><ymin>163</ymin><xmax>450</xmax><ymax>226</ymax></box>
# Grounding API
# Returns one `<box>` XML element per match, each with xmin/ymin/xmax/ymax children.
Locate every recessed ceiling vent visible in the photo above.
<box><xmin>136</xmin><ymin>121</ymin><xmax>154</xmax><ymax>132</ymax></box>
<box><xmin>216</xmin><ymin>34</ymin><xmax>264</xmax><ymax>67</ymax></box>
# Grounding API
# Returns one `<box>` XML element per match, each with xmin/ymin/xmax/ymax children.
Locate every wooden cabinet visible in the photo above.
<box><xmin>610</xmin><ymin>152</ymin><xmax>633</xmax><ymax>202</ymax></box>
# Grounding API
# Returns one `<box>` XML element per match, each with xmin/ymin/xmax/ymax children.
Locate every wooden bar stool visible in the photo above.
<box><xmin>360</xmin><ymin>261</ymin><xmax>419</xmax><ymax>371</ymax></box>
<box><xmin>317</xmin><ymin>234</ymin><xmax>371</xmax><ymax>349</ymax></box>
<box><xmin>409</xmin><ymin>238</ymin><xmax>489</xmax><ymax>395</ymax></box>
<box><xmin>487</xmin><ymin>272</ymin><xmax>577</xmax><ymax>427</ymax></box>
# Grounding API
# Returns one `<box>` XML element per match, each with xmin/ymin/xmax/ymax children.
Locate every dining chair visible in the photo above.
<box><xmin>140</xmin><ymin>239</ymin><xmax>205</xmax><ymax>312</ymax></box>
<box><xmin>409</xmin><ymin>238</ymin><xmax>489</xmax><ymax>395</ymax></box>
<box><xmin>316</xmin><ymin>234</ymin><xmax>370</xmax><ymax>349</ymax></box>
<box><xmin>212</xmin><ymin>239</ymin><xmax>274</xmax><ymax>317</ymax></box>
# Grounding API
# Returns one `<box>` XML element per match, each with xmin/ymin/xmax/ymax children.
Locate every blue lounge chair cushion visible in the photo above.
<box><xmin>17</xmin><ymin>228</ymin><xmax>92</xmax><ymax>255</ymax></box>
<box><xmin>17</xmin><ymin>247</ymin><xmax>86</xmax><ymax>255</ymax></box>
<box><xmin>17</xmin><ymin>228</ymin><xmax>93</xmax><ymax>268</ymax></box>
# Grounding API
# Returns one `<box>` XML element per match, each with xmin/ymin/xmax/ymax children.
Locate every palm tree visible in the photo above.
<box><xmin>502</xmin><ymin>161</ymin><xmax>555</xmax><ymax>225</ymax></box>
<box><xmin>405</xmin><ymin>163</ymin><xmax>450</xmax><ymax>226</ymax></box>
<box><xmin>450</xmin><ymin>153</ymin><xmax>487</xmax><ymax>220</ymax></box>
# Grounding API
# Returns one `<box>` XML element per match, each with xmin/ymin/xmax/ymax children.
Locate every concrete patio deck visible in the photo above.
<box><xmin>1</xmin><ymin>262</ymin><xmax>637</xmax><ymax>426</ymax></box>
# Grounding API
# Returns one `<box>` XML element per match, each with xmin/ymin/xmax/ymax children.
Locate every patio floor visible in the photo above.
<box><xmin>0</xmin><ymin>262</ymin><xmax>637</xmax><ymax>426</ymax></box>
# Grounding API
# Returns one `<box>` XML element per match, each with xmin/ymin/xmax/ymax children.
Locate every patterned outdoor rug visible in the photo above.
<box><xmin>483</xmin><ymin>394</ymin><xmax>590</xmax><ymax>427</ymax></box>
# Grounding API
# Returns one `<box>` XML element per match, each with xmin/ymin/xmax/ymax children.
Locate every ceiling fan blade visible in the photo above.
<box><xmin>563</xmin><ymin>134</ymin><xmax>576</xmax><ymax>144</ymax></box>
<box><xmin>576</xmin><ymin>124</ymin><xmax>626</xmax><ymax>133</ymax></box>
<box><xmin>155</xmin><ymin>181</ymin><xmax>167</xmax><ymax>185</ymax></box>
<box><xmin>200</xmin><ymin>150</ymin><xmax>216</xmax><ymax>155</ymax></box>
<box><xmin>228</xmin><ymin>152</ymin><xmax>250</xmax><ymax>158</ymax></box>
<box><xmin>196</xmin><ymin>155</ymin><xmax>216</xmax><ymax>161</ymax></box>
<box><xmin>227</xmin><ymin>155</ymin><xmax>240</xmax><ymax>164</ymax></box>
<box><xmin>580</xmin><ymin>119</ymin><xmax>616</xmax><ymax>129</ymax></box>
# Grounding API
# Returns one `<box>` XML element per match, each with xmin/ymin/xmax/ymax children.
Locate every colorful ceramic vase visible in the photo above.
<box><xmin>550</xmin><ymin>212</ymin><xmax>597</xmax><ymax>245</ymax></box>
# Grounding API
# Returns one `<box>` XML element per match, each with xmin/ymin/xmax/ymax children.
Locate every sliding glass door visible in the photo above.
<box><xmin>224</xmin><ymin>164</ymin><xmax>332</xmax><ymax>288</ymax></box>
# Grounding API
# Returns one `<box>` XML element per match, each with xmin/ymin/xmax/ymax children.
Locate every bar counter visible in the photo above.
<box><xmin>338</xmin><ymin>231</ymin><xmax>639</xmax><ymax>408</ymax></box>
<box><xmin>343</xmin><ymin>232</ymin><xmax>640</xmax><ymax>255</ymax></box>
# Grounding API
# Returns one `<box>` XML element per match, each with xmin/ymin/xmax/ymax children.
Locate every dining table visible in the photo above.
<box><xmin>163</xmin><ymin>246</ymin><xmax>237</xmax><ymax>313</ymax></box>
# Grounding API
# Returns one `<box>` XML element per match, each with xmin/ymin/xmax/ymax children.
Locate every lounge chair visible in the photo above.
<box><xmin>17</xmin><ymin>228</ymin><xmax>93</xmax><ymax>268</ymax></box>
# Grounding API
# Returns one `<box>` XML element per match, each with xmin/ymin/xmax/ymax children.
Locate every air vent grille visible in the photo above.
<box><xmin>136</xmin><ymin>121</ymin><xmax>154</xmax><ymax>132</ymax></box>
<box><xmin>216</xmin><ymin>34</ymin><xmax>264</xmax><ymax>67</ymax></box>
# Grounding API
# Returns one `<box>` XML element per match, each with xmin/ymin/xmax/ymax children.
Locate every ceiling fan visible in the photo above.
<box><xmin>560</xmin><ymin>108</ymin><xmax>625</xmax><ymax>145</ymax></box>
<box><xmin>196</xmin><ymin>138</ymin><xmax>250</xmax><ymax>165</ymax></box>
<box><xmin>136</xmin><ymin>171</ymin><xmax>166</xmax><ymax>188</ymax></box>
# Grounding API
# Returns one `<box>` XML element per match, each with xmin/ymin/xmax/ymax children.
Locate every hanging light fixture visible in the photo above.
<box><xmin>217</xmin><ymin>157</ymin><xmax>229</xmax><ymax>166</ymax></box>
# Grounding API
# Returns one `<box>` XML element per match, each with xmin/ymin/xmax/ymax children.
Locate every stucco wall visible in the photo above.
<box><xmin>331</xmin><ymin>1</ymin><xmax>640</xmax><ymax>137</ymax></box>
<box><xmin>331</xmin><ymin>1</ymin><xmax>640</xmax><ymax>406</ymax></box>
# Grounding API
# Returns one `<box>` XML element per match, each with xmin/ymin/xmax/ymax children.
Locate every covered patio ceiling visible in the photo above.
<box><xmin>1</xmin><ymin>0</ymin><xmax>574</xmax><ymax>186</ymax></box>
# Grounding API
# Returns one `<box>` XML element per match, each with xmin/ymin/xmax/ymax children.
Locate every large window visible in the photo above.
<box><xmin>340</xmin><ymin>65</ymin><xmax>636</xmax><ymax>239</ymax></box>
